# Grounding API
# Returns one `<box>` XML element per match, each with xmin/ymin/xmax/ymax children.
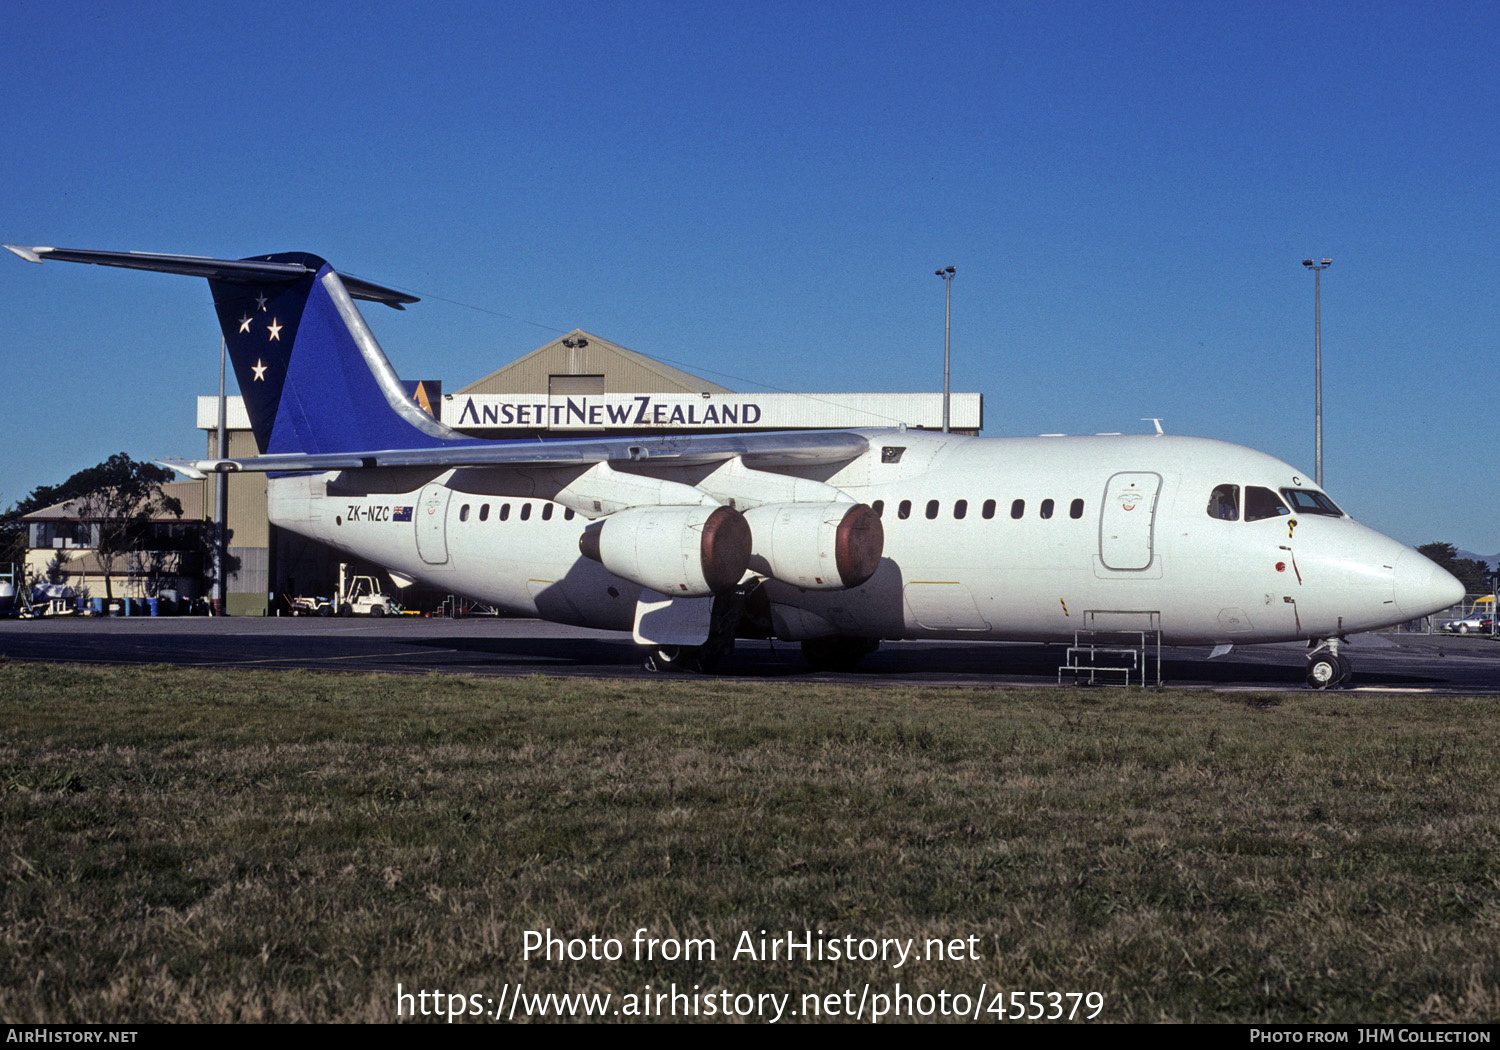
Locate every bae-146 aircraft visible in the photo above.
<box><xmin>6</xmin><ymin>244</ymin><xmax>1464</xmax><ymax>687</ymax></box>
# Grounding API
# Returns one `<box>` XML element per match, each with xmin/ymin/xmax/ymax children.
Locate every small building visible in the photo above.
<box><xmin>20</xmin><ymin>481</ymin><xmax>206</xmax><ymax>610</ymax></box>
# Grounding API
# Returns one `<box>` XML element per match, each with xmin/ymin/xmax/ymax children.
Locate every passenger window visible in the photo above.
<box><xmin>459</xmin><ymin>504</ymin><xmax>470</xmax><ymax>522</ymax></box>
<box><xmin>564</xmin><ymin>508</ymin><xmax>575</xmax><ymax>521</ymax></box>
<box><xmin>520</xmin><ymin>503</ymin><xmax>532</xmax><ymax>522</ymax></box>
<box><xmin>1207</xmin><ymin>484</ymin><xmax>1240</xmax><ymax>521</ymax></box>
<box><xmin>954</xmin><ymin>499</ymin><xmax>967</xmax><ymax>520</ymax></box>
<box><xmin>542</xmin><ymin>503</ymin><xmax>554</xmax><ymax>521</ymax></box>
<box><xmin>499</xmin><ymin>503</ymin><xmax>510</xmax><ymax>521</ymax></box>
<box><xmin>982</xmin><ymin>499</ymin><xmax>996</xmax><ymax>520</ymax></box>
<box><xmin>1040</xmin><ymin>499</ymin><xmax>1054</xmax><ymax>520</ymax></box>
<box><xmin>898</xmin><ymin>500</ymin><xmax>912</xmax><ymax>520</ymax></box>
<box><xmin>1244</xmin><ymin>486</ymin><xmax>1290</xmax><ymax>522</ymax></box>
<box><xmin>925</xmin><ymin>499</ymin><xmax>939</xmax><ymax>520</ymax></box>
<box><xmin>479</xmin><ymin>504</ymin><xmax>490</xmax><ymax>522</ymax></box>
<box><xmin>872</xmin><ymin>500</ymin><xmax>884</xmax><ymax>518</ymax></box>
<box><xmin>1011</xmin><ymin>499</ymin><xmax>1025</xmax><ymax>519</ymax></box>
<box><xmin>1070</xmin><ymin>498</ymin><xmax>1084</xmax><ymax>519</ymax></box>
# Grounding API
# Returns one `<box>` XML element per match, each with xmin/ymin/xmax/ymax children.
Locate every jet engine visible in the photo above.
<box><xmin>741</xmin><ymin>502</ymin><xmax>883</xmax><ymax>590</ymax></box>
<box><xmin>579</xmin><ymin>504</ymin><xmax>751</xmax><ymax>597</ymax></box>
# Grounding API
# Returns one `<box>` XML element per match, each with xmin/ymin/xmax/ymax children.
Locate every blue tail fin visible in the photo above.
<box><xmin>5</xmin><ymin>245</ymin><xmax>465</xmax><ymax>456</ymax></box>
<box><xmin>207</xmin><ymin>252</ymin><xmax>460</xmax><ymax>455</ymax></box>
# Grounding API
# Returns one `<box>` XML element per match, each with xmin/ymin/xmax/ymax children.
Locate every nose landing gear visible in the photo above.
<box><xmin>1306</xmin><ymin>638</ymin><xmax>1353</xmax><ymax>689</ymax></box>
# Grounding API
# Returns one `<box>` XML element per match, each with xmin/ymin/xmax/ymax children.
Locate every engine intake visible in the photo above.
<box><xmin>579</xmin><ymin>504</ymin><xmax>751</xmax><ymax>596</ymax></box>
<box><xmin>742</xmin><ymin>502</ymin><xmax>883</xmax><ymax>590</ymax></box>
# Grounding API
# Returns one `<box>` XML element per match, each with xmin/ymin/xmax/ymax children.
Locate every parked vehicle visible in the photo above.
<box><xmin>338</xmin><ymin>575</ymin><xmax>396</xmax><ymax>617</ymax></box>
<box><xmin>1442</xmin><ymin>616</ymin><xmax>1494</xmax><ymax>634</ymax></box>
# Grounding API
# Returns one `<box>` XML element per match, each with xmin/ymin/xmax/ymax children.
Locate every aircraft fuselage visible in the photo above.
<box><xmin>276</xmin><ymin>430</ymin><xmax>1450</xmax><ymax>648</ymax></box>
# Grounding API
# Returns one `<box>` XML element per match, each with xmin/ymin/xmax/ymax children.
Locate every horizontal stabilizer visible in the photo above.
<box><xmin>3</xmin><ymin>245</ymin><xmax>418</xmax><ymax>308</ymax></box>
<box><xmin>156</xmin><ymin>458</ymin><xmax>207</xmax><ymax>481</ymax></box>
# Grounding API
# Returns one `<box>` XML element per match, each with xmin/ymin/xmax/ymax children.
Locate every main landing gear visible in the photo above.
<box><xmin>641</xmin><ymin>586</ymin><xmax>753</xmax><ymax>674</ymax></box>
<box><xmin>643</xmin><ymin>645</ymin><xmax>713</xmax><ymax>673</ymax></box>
<box><xmin>1306</xmin><ymin>638</ymin><xmax>1353</xmax><ymax>689</ymax></box>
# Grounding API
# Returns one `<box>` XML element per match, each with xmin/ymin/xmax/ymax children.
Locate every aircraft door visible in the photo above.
<box><xmin>1099</xmin><ymin>472</ymin><xmax>1161</xmax><ymax>571</ymax></box>
<box><xmin>416</xmin><ymin>484</ymin><xmax>452</xmax><ymax>565</ymax></box>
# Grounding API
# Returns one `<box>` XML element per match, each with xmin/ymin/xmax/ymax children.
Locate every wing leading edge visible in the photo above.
<box><xmin>185</xmin><ymin>429</ymin><xmax>874</xmax><ymax>473</ymax></box>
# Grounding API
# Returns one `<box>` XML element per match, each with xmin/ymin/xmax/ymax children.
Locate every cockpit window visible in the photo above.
<box><xmin>1244</xmin><ymin>486</ymin><xmax>1290</xmax><ymax>522</ymax></box>
<box><xmin>1280</xmin><ymin>488</ymin><xmax>1344</xmax><ymax>517</ymax></box>
<box><xmin>1207</xmin><ymin>484</ymin><xmax>1240</xmax><ymax>521</ymax></box>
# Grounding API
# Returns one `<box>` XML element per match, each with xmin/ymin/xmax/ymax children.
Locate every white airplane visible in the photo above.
<box><xmin>6</xmin><ymin>244</ymin><xmax>1464</xmax><ymax>687</ymax></box>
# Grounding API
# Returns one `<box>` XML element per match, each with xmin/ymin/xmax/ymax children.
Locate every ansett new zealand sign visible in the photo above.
<box><xmin>443</xmin><ymin>393</ymin><xmax>982</xmax><ymax>432</ymax></box>
<box><xmin>453</xmin><ymin>394</ymin><xmax>760</xmax><ymax>429</ymax></box>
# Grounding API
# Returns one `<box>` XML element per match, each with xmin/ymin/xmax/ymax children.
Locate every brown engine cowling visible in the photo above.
<box><xmin>579</xmin><ymin>504</ymin><xmax>751</xmax><ymax>596</ymax></box>
<box><xmin>741</xmin><ymin>501</ymin><xmax>884</xmax><ymax>590</ymax></box>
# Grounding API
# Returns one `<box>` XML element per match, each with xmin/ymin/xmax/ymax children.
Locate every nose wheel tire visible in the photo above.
<box><xmin>1306</xmin><ymin>652</ymin><xmax>1353</xmax><ymax>689</ymax></box>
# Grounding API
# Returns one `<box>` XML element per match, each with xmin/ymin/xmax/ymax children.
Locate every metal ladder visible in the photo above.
<box><xmin>1058</xmin><ymin>610</ymin><xmax>1162</xmax><ymax>687</ymax></box>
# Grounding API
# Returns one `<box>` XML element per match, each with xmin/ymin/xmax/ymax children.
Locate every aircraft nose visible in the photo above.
<box><xmin>1393</xmin><ymin>549</ymin><xmax>1466</xmax><ymax>620</ymax></box>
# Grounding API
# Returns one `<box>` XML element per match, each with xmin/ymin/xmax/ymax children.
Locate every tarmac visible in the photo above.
<box><xmin>1</xmin><ymin>614</ymin><xmax>1497</xmax><ymax>693</ymax></box>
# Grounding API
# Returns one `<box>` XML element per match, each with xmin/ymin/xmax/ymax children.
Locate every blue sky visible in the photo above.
<box><xmin>2</xmin><ymin>1</ymin><xmax>1494</xmax><ymax>552</ymax></box>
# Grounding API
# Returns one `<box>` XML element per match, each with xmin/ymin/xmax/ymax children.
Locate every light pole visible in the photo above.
<box><xmin>1302</xmin><ymin>257</ymin><xmax>1331</xmax><ymax>486</ymax></box>
<box><xmin>936</xmin><ymin>266</ymin><xmax>955</xmax><ymax>432</ymax></box>
<box><xmin>213</xmin><ymin>337</ymin><xmax>227</xmax><ymax>616</ymax></box>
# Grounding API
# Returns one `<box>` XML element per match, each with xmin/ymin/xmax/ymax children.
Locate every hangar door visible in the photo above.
<box><xmin>1098</xmin><ymin>472</ymin><xmax>1161</xmax><ymax>571</ymax></box>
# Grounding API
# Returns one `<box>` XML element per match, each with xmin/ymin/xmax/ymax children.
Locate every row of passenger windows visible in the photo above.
<box><xmin>458</xmin><ymin>502</ymin><xmax>577</xmax><ymax>523</ymax></box>
<box><xmin>870</xmin><ymin>497</ymin><xmax>1086</xmax><ymax>521</ymax></box>
<box><xmin>1206</xmin><ymin>485</ymin><xmax>1344</xmax><ymax>522</ymax></box>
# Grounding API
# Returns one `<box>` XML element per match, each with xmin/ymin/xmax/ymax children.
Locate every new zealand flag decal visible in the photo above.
<box><xmin>393</xmin><ymin>506</ymin><xmax>413</xmax><ymax>522</ymax></box>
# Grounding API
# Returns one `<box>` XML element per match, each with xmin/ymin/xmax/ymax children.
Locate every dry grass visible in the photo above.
<box><xmin>1</xmin><ymin>664</ymin><xmax>1497</xmax><ymax>1022</ymax></box>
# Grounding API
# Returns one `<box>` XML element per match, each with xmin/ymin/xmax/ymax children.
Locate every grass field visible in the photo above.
<box><xmin>1</xmin><ymin>662</ymin><xmax>1497</xmax><ymax>1023</ymax></box>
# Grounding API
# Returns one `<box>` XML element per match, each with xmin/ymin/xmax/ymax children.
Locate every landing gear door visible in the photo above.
<box><xmin>416</xmin><ymin>484</ymin><xmax>452</xmax><ymax>565</ymax></box>
<box><xmin>1099</xmin><ymin>472</ymin><xmax>1161</xmax><ymax>571</ymax></box>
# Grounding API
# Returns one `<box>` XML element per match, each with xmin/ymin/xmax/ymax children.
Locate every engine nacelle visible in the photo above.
<box><xmin>579</xmin><ymin>504</ymin><xmax>751</xmax><ymax>597</ymax></box>
<box><xmin>741</xmin><ymin>502</ymin><xmax>883</xmax><ymax>590</ymax></box>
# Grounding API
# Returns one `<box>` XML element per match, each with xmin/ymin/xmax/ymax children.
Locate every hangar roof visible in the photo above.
<box><xmin>458</xmin><ymin>330</ymin><xmax>732</xmax><ymax>396</ymax></box>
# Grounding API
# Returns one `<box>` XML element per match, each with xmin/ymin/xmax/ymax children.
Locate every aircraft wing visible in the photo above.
<box><xmin>188</xmin><ymin>429</ymin><xmax>873</xmax><ymax>473</ymax></box>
